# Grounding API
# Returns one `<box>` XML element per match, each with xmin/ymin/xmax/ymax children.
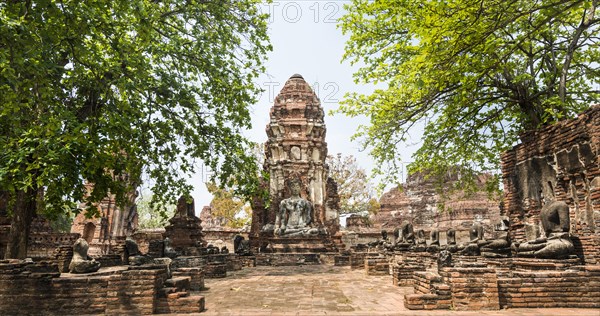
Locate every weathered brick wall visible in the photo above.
<box><xmin>27</xmin><ymin>233</ymin><xmax>81</xmax><ymax>259</ymax></box>
<box><xmin>225</xmin><ymin>254</ymin><xmax>242</xmax><ymax>271</ymax></box>
<box><xmin>404</xmin><ymin>271</ymin><xmax>450</xmax><ymax>309</ymax></box>
<box><xmin>340</xmin><ymin>231</ymin><xmax>379</xmax><ymax>249</ymax></box>
<box><xmin>70</xmin><ymin>183</ymin><xmax>137</xmax><ymax>253</ymax></box>
<box><xmin>406</xmin><ymin>267</ymin><xmax>499</xmax><ymax>310</ymax></box>
<box><xmin>0</xmin><ymin>262</ymin><xmax>204</xmax><ymax>315</ymax></box>
<box><xmin>255</xmin><ymin>253</ymin><xmax>321</xmax><ymax>266</ymax></box>
<box><xmin>391</xmin><ymin>252</ymin><xmax>438</xmax><ymax>288</ymax></box>
<box><xmin>501</xmin><ymin>105</ymin><xmax>600</xmax><ymax>262</ymax></box>
<box><xmin>349</xmin><ymin>252</ymin><xmax>379</xmax><ymax>269</ymax></box>
<box><xmin>171</xmin><ymin>255</ymin><xmax>227</xmax><ymax>278</ymax></box>
<box><xmin>412</xmin><ymin>271</ymin><xmax>442</xmax><ymax>294</ymax></box>
<box><xmin>364</xmin><ymin>257</ymin><xmax>389</xmax><ymax>275</ymax></box>
<box><xmin>172</xmin><ymin>267</ymin><xmax>204</xmax><ymax>291</ymax></box>
<box><xmin>497</xmin><ymin>267</ymin><xmax>600</xmax><ymax>308</ymax></box>
<box><xmin>202</xmin><ymin>229</ymin><xmax>246</xmax><ymax>253</ymax></box>
<box><xmin>131</xmin><ymin>228</ymin><xmax>165</xmax><ymax>254</ymax></box>
<box><xmin>441</xmin><ymin>267</ymin><xmax>500</xmax><ymax>310</ymax></box>
<box><xmin>239</xmin><ymin>256</ymin><xmax>256</xmax><ymax>267</ymax></box>
<box><xmin>345</xmin><ymin>214</ymin><xmax>372</xmax><ymax>232</ymax></box>
<box><xmin>1</xmin><ymin>215</ymin><xmax>80</xmax><ymax>259</ymax></box>
<box><xmin>105</xmin><ymin>267</ymin><xmax>167</xmax><ymax>315</ymax></box>
<box><xmin>334</xmin><ymin>254</ymin><xmax>350</xmax><ymax>266</ymax></box>
<box><xmin>204</xmin><ymin>265</ymin><xmax>226</xmax><ymax>278</ymax></box>
<box><xmin>404</xmin><ymin>260</ymin><xmax>600</xmax><ymax>310</ymax></box>
<box><xmin>392</xmin><ymin>263</ymin><xmax>424</xmax><ymax>286</ymax></box>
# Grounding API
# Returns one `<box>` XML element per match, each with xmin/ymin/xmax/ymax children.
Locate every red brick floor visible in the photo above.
<box><xmin>196</xmin><ymin>265</ymin><xmax>599</xmax><ymax>316</ymax></box>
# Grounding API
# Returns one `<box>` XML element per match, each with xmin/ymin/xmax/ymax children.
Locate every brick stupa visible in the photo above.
<box><xmin>250</xmin><ymin>74</ymin><xmax>341</xmax><ymax>253</ymax></box>
<box><xmin>164</xmin><ymin>196</ymin><xmax>206</xmax><ymax>255</ymax></box>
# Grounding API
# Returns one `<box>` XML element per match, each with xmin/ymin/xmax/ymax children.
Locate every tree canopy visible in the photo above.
<box><xmin>0</xmin><ymin>0</ymin><xmax>270</xmax><ymax>257</ymax></box>
<box><xmin>205</xmin><ymin>182</ymin><xmax>250</xmax><ymax>228</ymax></box>
<box><xmin>136</xmin><ymin>191</ymin><xmax>175</xmax><ymax>229</ymax></box>
<box><xmin>327</xmin><ymin>153</ymin><xmax>378</xmax><ymax>214</ymax></box>
<box><xmin>339</xmin><ymin>0</ymin><xmax>599</xmax><ymax>188</ymax></box>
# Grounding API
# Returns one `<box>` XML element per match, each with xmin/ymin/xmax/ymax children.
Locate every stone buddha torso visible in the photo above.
<box><xmin>281</xmin><ymin>197</ymin><xmax>312</xmax><ymax>229</ymax></box>
<box><xmin>69</xmin><ymin>238</ymin><xmax>101</xmax><ymax>273</ymax></box>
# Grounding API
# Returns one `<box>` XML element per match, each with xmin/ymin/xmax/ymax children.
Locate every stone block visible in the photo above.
<box><xmin>164</xmin><ymin>277</ymin><xmax>191</xmax><ymax>291</ymax></box>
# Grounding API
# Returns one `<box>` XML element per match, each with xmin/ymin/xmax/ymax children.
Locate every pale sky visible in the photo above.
<box><xmin>188</xmin><ymin>1</ymin><xmax>421</xmax><ymax>208</ymax></box>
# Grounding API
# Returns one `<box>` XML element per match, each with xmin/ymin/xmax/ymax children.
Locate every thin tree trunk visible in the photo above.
<box><xmin>4</xmin><ymin>188</ymin><xmax>36</xmax><ymax>259</ymax></box>
<box><xmin>559</xmin><ymin>3</ymin><xmax>597</xmax><ymax>105</ymax></box>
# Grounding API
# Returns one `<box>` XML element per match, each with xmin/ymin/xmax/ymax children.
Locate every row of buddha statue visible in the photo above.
<box><xmin>371</xmin><ymin>201</ymin><xmax>575</xmax><ymax>260</ymax></box>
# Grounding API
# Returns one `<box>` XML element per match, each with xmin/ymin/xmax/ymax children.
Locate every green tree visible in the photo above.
<box><xmin>327</xmin><ymin>153</ymin><xmax>378</xmax><ymax>214</ymax></box>
<box><xmin>338</xmin><ymin>0</ymin><xmax>599</xmax><ymax>190</ymax></box>
<box><xmin>136</xmin><ymin>192</ymin><xmax>175</xmax><ymax>229</ymax></box>
<box><xmin>0</xmin><ymin>1</ymin><xmax>270</xmax><ymax>258</ymax></box>
<box><xmin>206</xmin><ymin>182</ymin><xmax>249</xmax><ymax>228</ymax></box>
<box><xmin>228</xmin><ymin>141</ymin><xmax>270</xmax><ymax>218</ymax></box>
<box><xmin>48</xmin><ymin>211</ymin><xmax>75</xmax><ymax>233</ymax></box>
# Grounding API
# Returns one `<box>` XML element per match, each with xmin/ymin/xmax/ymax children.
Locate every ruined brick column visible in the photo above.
<box><xmin>70</xmin><ymin>182</ymin><xmax>138</xmax><ymax>256</ymax></box>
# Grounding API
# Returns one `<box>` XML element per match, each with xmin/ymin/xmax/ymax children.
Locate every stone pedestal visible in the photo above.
<box><xmin>239</xmin><ymin>256</ymin><xmax>256</xmax><ymax>267</ymax></box>
<box><xmin>365</xmin><ymin>256</ymin><xmax>389</xmax><ymax>275</ymax></box>
<box><xmin>334</xmin><ymin>254</ymin><xmax>351</xmax><ymax>266</ymax></box>
<box><xmin>349</xmin><ymin>252</ymin><xmax>380</xmax><ymax>270</ymax></box>
<box><xmin>255</xmin><ymin>253</ymin><xmax>322</xmax><ymax>266</ymax></box>
<box><xmin>164</xmin><ymin>216</ymin><xmax>204</xmax><ymax>252</ymax></box>
<box><xmin>511</xmin><ymin>257</ymin><xmax>582</xmax><ymax>270</ymax></box>
<box><xmin>259</xmin><ymin>236</ymin><xmax>337</xmax><ymax>253</ymax></box>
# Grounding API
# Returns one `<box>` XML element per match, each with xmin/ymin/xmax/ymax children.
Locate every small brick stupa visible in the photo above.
<box><xmin>164</xmin><ymin>196</ymin><xmax>206</xmax><ymax>255</ymax></box>
<box><xmin>250</xmin><ymin>74</ymin><xmax>341</xmax><ymax>253</ymax></box>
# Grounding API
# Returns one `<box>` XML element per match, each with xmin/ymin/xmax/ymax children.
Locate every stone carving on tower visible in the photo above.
<box><xmin>250</xmin><ymin>74</ymin><xmax>341</xmax><ymax>252</ymax></box>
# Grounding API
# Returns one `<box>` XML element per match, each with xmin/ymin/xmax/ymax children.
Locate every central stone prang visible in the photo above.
<box><xmin>249</xmin><ymin>74</ymin><xmax>341</xmax><ymax>252</ymax></box>
<box><xmin>274</xmin><ymin>177</ymin><xmax>322</xmax><ymax>237</ymax></box>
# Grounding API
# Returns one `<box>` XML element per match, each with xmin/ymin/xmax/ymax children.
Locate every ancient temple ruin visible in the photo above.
<box><xmin>353</xmin><ymin>171</ymin><xmax>502</xmax><ymax>245</ymax></box>
<box><xmin>250</xmin><ymin>74</ymin><xmax>341</xmax><ymax>255</ymax></box>
<box><xmin>164</xmin><ymin>196</ymin><xmax>206</xmax><ymax>255</ymax></box>
<box><xmin>1</xmin><ymin>83</ymin><xmax>599</xmax><ymax>314</ymax></box>
<box><xmin>364</xmin><ymin>105</ymin><xmax>600</xmax><ymax>310</ymax></box>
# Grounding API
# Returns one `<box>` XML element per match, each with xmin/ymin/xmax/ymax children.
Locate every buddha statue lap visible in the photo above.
<box><xmin>394</xmin><ymin>220</ymin><xmax>415</xmax><ymax>251</ymax></box>
<box><xmin>445</xmin><ymin>228</ymin><xmax>458</xmax><ymax>253</ymax></box>
<box><xmin>380</xmin><ymin>230</ymin><xmax>394</xmax><ymax>251</ymax></box>
<box><xmin>163</xmin><ymin>237</ymin><xmax>178</xmax><ymax>259</ymax></box>
<box><xmin>367</xmin><ymin>229</ymin><xmax>389</xmax><ymax>249</ymax></box>
<box><xmin>125</xmin><ymin>237</ymin><xmax>152</xmax><ymax>265</ymax></box>
<box><xmin>514</xmin><ymin>201</ymin><xmax>575</xmax><ymax>259</ymax></box>
<box><xmin>460</xmin><ymin>222</ymin><xmax>486</xmax><ymax>256</ymax></box>
<box><xmin>234</xmin><ymin>234</ymin><xmax>252</xmax><ymax>256</ymax></box>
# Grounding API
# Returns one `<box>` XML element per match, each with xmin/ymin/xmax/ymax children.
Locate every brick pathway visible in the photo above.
<box><xmin>198</xmin><ymin>265</ymin><xmax>599</xmax><ymax>316</ymax></box>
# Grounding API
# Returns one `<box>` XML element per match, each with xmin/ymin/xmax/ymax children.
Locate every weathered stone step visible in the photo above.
<box><xmin>158</xmin><ymin>287</ymin><xmax>177</xmax><ymax>298</ymax></box>
<box><xmin>164</xmin><ymin>277</ymin><xmax>191</xmax><ymax>291</ymax></box>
